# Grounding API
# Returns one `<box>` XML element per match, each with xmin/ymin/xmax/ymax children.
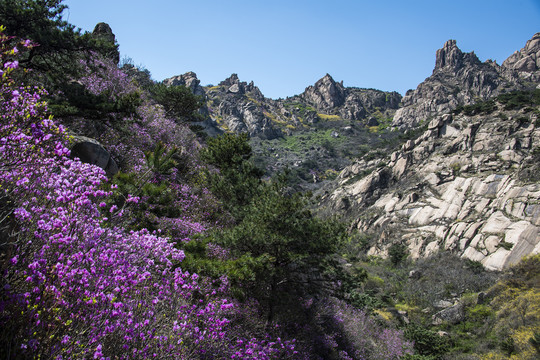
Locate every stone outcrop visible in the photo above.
<box><xmin>432</xmin><ymin>302</ymin><xmax>465</xmax><ymax>325</ymax></box>
<box><xmin>163</xmin><ymin>72</ymin><xmax>401</xmax><ymax>138</ymax></box>
<box><xmin>206</xmin><ymin>74</ymin><xmax>281</xmax><ymax>139</ymax></box>
<box><xmin>92</xmin><ymin>22</ymin><xmax>119</xmax><ymax>64</ymax></box>
<box><xmin>302</xmin><ymin>74</ymin><xmax>346</xmax><ymax>110</ymax></box>
<box><xmin>163</xmin><ymin>71</ymin><xmax>206</xmax><ymax>97</ymax></box>
<box><xmin>503</xmin><ymin>32</ymin><xmax>540</xmax><ymax>75</ymax></box>
<box><xmin>298</xmin><ymin>74</ymin><xmax>402</xmax><ymax>121</ymax></box>
<box><xmin>70</xmin><ymin>136</ymin><xmax>118</xmax><ymax>177</ymax></box>
<box><xmin>392</xmin><ymin>33</ymin><xmax>540</xmax><ymax>129</ymax></box>
<box><xmin>322</xmin><ymin>93</ymin><xmax>540</xmax><ymax>270</ymax></box>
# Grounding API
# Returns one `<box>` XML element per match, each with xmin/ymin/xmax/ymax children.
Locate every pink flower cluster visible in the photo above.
<box><xmin>78</xmin><ymin>53</ymin><xmax>138</xmax><ymax>101</ymax></box>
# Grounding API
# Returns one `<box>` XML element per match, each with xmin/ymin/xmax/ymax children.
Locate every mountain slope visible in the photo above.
<box><xmin>319</xmin><ymin>34</ymin><xmax>540</xmax><ymax>271</ymax></box>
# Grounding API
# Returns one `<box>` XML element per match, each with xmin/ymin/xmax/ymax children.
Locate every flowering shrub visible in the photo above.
<box><xmin>301</xmin><ymin>298</ymin><xmax>414</xmax><ymax>359</ymax></box>
<box><xmin>78</xmin><ymin>53</ymin><xmax>138</xmax><ymax>102</ymax></box>
<box><xmin>0</xmin><ymin>29</ymin><xmax>296</xmax><ymax>359</ymax></box>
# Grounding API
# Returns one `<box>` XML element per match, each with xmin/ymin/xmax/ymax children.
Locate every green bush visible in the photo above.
<box><xmin>388</xmin><ymin>243</ymin><xmax>409</xmax><ymax>266</ymax></box>
<box><xmin>454</xmin><ymin>99</ymin><xmax>496</xmax><ymax>116</ymax></box>
<box><xmin>497</xmin><ymin>89</ymin><xmax>540</xmax><ymax>110</ymax></box>
<box><xmin>404</xmin><ymin>323</ymin><xmax>449</xmax><ymax>358</ymax></box>
<box><xmin>148</xmin><ymin>82</ymin><xmax>203</xmax><ymax>121</ymax></box>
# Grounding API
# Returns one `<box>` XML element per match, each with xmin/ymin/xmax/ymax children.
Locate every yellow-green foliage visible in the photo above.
<box><xmin>374</xmin><ymin>309</ymin><xmax>393</xmax><ymax>321</ymax></box>
<box><xmin>363</xmin><ymin>274</ymin><xmax>385</xmax><ymax>292</ymax></box>
<box><xmin>478</xmin><ymin>255</ymin><xmax>540</xmax><ymax>360</ymax></box>
<box><xmin>317</xmin><ymin>113</ymin><xmax>341</xmax><ymax>121</ymax></box>
<box><xmin>207</xmin><ymin>85</ymin><xmax>221</xmax><ymax>92</ymax></box>
<box><xmin>322</xmin><ymin>169</ymin><xmax>339</xmax><ymax>180</ymax></box>
<box><xmin>395</xmin><ymin>302</ymin><xmax>419</xmax><ymax>313</ymax></box>
<box><xmin>214</xmin><ymin>115</ymin><xmax>231</xmax><ymax>132</ymax></box>
<box><xmin>246</xmin><ymin>95</ymin><xmax>261</xmax><ymax>106</ymax></box>
<box><xmin>368</xmin><ymin>126</ymin><xmax>379</xmax><ymax>133</ymax></box>
<box><xmin>264</xmin><ymin>111</ymin><xmax>295</xmax><ymax>129</ymax></box>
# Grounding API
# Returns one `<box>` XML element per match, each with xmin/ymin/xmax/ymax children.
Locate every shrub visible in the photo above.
<box><xmin>388</xmin><ymin>243</ymin><xmax>409</xmax><ymax>267</ymax></box>
<box><xmin>404</xmin><ymin>323</ymin><xmax>449</xmax><ymax>358</ymax></box>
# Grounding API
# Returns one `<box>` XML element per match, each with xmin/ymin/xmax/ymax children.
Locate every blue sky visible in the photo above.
<box><xmin>62</xmin><ymin>0</ymin><xmax>540</xmax><ymax>99</ymax></box>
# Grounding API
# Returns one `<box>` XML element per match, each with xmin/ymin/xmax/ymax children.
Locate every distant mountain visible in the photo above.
<box><xmin>163</xmin><ymin>72</ymin><xmax>402</xmax><ymax>139</ymax></box>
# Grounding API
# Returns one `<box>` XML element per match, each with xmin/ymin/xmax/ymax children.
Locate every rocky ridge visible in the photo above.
<box><xmin>163</xmin><ymin>73</ymin><xmax>402</xmax><ymax>139</ymax></box>
<box><xmin>392</xmin><ymin>34</ymin><xmax>540</xmax><ymax>129</ymax></box>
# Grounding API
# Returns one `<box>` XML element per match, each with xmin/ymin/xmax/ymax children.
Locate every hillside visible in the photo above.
<box><xmin>1</xmin><ymin>2</ymin><xmax>539</xmax><ymax>359</ymax></box>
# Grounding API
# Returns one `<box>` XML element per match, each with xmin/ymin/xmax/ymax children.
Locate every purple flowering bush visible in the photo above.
<box><xmin>0</xmin><ymin>29</ymin><xmax>297</xmax><ymax>359</ymax></box>
<box><xmin>298</xmin><ymin>298</ymin><xmax>414</xmax><ymax>360</ymax></box>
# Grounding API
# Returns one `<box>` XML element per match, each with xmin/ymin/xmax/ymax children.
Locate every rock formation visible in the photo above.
<box><xmin>503</xmin><ymin>32</ymin><xmax>540</xmax><ymax>75</ymax></box>
<box><xmin>163</xmin><ymin>71</ymin><xmax>206</xmax><ymax>98</ymax></box>
<box><xmin>302</xmin><ymin>74</ymin><xmax>346</xmax><ymax>110</ymax></box>
<box><xmin>92</xmin><ymin>22</ymin><xmax>120</xmax><ymax>64</ymax></box>
<box><xmin>392</xmin><ymin>34</ymin><xmax>540</xmax><ymax>129</ymax></box>
<box><xmin>70</xmin><ymin>136</ymin><xmax>119</xmax><ymax>177</ymax></box>
<box><xmin>297</xmin><ymin>74</ymin><xmax>401</xmax><ymax>122</ymax></box>
<box><xmin>321</xmin><ymin>91</ymin><xmax>540</xmax><ymax>270</ymax></box>
<box><xmin>164</xmin><ymin>72</ymin><xmax>401</xmax><ymax>139</ymax></box>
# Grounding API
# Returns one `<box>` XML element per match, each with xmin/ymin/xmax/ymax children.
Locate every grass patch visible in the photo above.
<box><xmin>317</xmin><ymin>113</ymin><xmax>341</xmax><ymax>121</ymax></box>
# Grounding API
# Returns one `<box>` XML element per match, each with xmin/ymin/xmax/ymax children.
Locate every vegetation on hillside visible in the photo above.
<box><xmin>0</xmin><ymin>1</ymin><xmax>538</xmax><ymax>359</ymax></box>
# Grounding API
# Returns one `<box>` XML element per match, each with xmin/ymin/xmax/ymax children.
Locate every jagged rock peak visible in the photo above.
<box><xmin>219</xmin><ymin>73</ymin><xmax>240</xmax><ymax>87</ymax></box>
<box><xmin>92</xmin><ymin>22</ymin><xmax>116</xmax><ymax>44</ymax></box>
<box><xmin>92</xmin><ymin>22</ymin><xmax>119</xmax><ymax>64</ymax></box>
<box><xmin>163</xmin><ymin>72</ymin><xmax>205</xmax><ymax>97</ymax></box>
<box><xmin>302</xmin><ymin>73</ymin><xmax>346</xmax><ymax>110</ymax></box>
<box><xmin>164</xmin><ymin>71</ymin><xmax>199</xmax><ymax>87</ymax></box>
<box><xmin>503</xmin><ymin>32</ymin><xmax>540</xmax><ymax>72</ymax></box>
<box><xmin>434</xmin><ymin>39</ymin><xmax>480</xmax><ymax>72</ymax></box>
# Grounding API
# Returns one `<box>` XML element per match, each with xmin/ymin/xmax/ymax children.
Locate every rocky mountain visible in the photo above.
<box><xmin>160</xmin><ymin>72</ymin><xmax>404</xmax><ymax>190</ymax></box>
<box><xmin>392</xmin><ymin>34</ymin><xmax>540</xmax><ymax>129</ymax></box>
<box><xmin>319</xmin><ymin>34</ymin><xmax>540</xmax><ymax>270</ymax></box>
<box><xmin>162</xmin><ymin>33</ymin><xmax>540</xmax><ymax>271</ymax></box>
<box><xmin>163</xmin><ymin>72</ymin><xmax>402</xmax><ymax>139</ymax></box>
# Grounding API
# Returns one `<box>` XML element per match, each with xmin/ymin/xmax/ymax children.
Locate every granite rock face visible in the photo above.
<box><xmin>392</xmin><ymin>34</ymin><xmax>540</xmax><ymax>130</ymax></box>
<box><xmin>503</xmin><ymin>32</ymin><xmax>540</xmax><ymax>74</ymax></box>
<box><xmin>302</xmin><ymin>74</ymin><xmax>346</xmax><ymax>110</ymax></box>
<box><xmin>298</xmin><ymin>74</ymin><xmax>401</xmax><ymax>121</ymax></box>
<box><xmin>321</xmin><ymin>95</ymin><xmax>540</xmax><ymax>270</ymax></box>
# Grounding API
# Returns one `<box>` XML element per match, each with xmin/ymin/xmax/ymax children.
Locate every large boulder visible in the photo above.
<box><xmin>432</xmin><ymin>303</ymin><xmax>465</xmax><ymax>325</ymax></box>
<box><xmin>92</xmin><ymin>22</ymin><xmax>120</xmax><ymax>64</ymax></box>
<box><xmin>70</xmin><ymin>136</ymin><xmax>118</xmax><ymax>177</ymax></box>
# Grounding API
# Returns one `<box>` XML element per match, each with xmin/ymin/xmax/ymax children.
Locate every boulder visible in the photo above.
<box><xmin>70</xmin><ymin>136</ymin><xmax>118</xmax><ymax>177</ymax></box>
<box><xmin>432</xmin><ymin>302</ymin><xmax>465</xmax><ymax>325</ymax></box>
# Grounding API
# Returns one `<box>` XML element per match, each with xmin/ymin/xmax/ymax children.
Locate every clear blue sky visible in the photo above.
<box><xmin>62</xmin><ymin>0</ymin><xmax>540</xmax><ymax>99</ymax></box>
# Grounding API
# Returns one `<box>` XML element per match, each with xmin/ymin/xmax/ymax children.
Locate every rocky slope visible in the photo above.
<box><xmin>162</xmin><ymin>33</ymin><xmax>540</xmax><ymax>270</ymax></box>
<box><xmin>392</xmin><ymin>33</ymin><xmax>540</xmax><ymax>129</ymax></box>
<box><xmin>318</xmin><ymin>33</ymin><xmax>540</xmax><ymax>271</ymax></box>
<box><xmin>320</xmin><ymin>91</ymin><xmax>540</xmax><ymax>270</ymax></box>
<box><xmin>161</xmin><ymin>72</ymin><xmax>403</xmax><ymax>190</ymax></box>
